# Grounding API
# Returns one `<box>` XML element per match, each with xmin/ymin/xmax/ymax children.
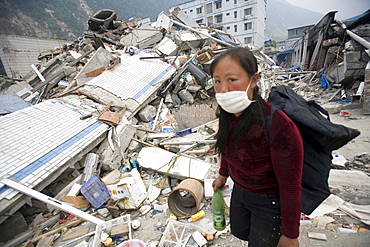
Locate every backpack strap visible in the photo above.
<box><xmin>266</xmin><ymin>106</ymin><xmax>278</xmax><ymax>144</ymax></box>
<box><xmin>307</xmin><ymin>100</ymin><xmax>330</xmax><ymax>121</ymax></box>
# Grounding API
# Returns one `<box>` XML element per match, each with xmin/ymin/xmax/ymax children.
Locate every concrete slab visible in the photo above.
<box><xmin>0</xmin><ymin>97</ymin><xmax>109</xmax><ymax>224</ymax></box>
<box><xmin>137</xmin><ymin>146</ymin><xmax>213</xmax><ymax>181</ymax></box>
<box><xmin>79</xmin><ymin>52</ymin><xmax>176</xmax><ymax>118</ymax></box>
<box><xmin>75</xmin><ymin>46</ymin><xmax>114</xmax><ymax>86</ymax></box>
<box><xmin>0</xmin><ymin>93</ymin><xmax>31</xmax><ymax>114</ymax></box>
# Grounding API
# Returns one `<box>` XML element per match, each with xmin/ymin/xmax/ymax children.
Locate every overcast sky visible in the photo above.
<box><xmin>284</xmin><ymin>0</ymin><xmax>369</xmax><ymax>20</ymax></box>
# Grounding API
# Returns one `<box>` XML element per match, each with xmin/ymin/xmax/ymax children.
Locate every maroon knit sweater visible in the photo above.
<box><xmin>219</xmin><ymin>101</ymin><xmax>303</xmax><ymax>239</ymax></box>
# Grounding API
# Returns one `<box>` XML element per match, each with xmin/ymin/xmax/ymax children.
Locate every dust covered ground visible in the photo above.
<box><xmin>129</xmin><ymin>106</ymin><xmax>370</xmax><ymax>246</ymax></box>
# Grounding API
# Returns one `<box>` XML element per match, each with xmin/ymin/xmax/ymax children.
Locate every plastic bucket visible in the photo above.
<box><xmin>117</xmin><ymin>239</ymin><xmax>146</xmax><ymax>247</ymax></box>
<box><xmin>168</xmin><ymin>178</ymin><xmax>204</xmax><ymax>217</ymax></box>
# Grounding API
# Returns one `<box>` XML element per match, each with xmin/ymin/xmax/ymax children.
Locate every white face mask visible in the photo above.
<box><xmin>215</xmin><ymin>83</ymin><xmax>255</xmax><ymax>114</ymax></box>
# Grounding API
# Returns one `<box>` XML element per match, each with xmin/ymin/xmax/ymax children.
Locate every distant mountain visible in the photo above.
<box><xmin>266</xmin><ymin>0</ymin><xmax>324</xmax><ymax>41</ymax></box>
<box><xmin>0</xmin><ymin>0</ymin><xmax>184</xmax><ymax>40</ymax></box>
<box><xmin>0</xmin><ymin>0</ymin><xmax>324</xmax><ymax>42</ymax></box>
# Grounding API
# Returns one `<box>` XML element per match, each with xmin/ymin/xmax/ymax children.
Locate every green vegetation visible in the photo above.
<box><xmin>265</xmin><ymin>40</ymin><xmax>277</xmax><ymax>48</ymax></box>
<box><xmin>85</xmin><ymin>0</ymin><xmax>184</xmax><ymax>20</ymax></box>
<box><xmin>6</xmin><ymin>0</ymin><xmax>184</xmax><ymax>40</ymax></box>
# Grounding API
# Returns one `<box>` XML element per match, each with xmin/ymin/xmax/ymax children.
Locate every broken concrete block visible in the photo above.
<box><xmin>120</xmin><ymin>24</ymin><xmax>163</xmax><ymax>49</ymax></box>
<box><xmin>155</xmin><ymin>36</ymin><xmax>178</xmax><ymax>56</ymax></box>
<box><xmin>321</xmin><ymin>102</ymin><xmax>343</xmax><ymax>114</ymax></box>
<box><xmin>137</xmin><ymin>146</ymin><xmax>212</xmax><ymax>181</ymax></box>
<box><xmin>98</xmin><ymin>138</ymin><xmax>121</xmax><ymax>171</ymax></box>
<box><xmin>138</xmin><ymin>104</ymin><xmax>157</xmax><ymax>122</ymax></box>
<box><xmin>110</xmin><ymin>224</ymin><xmax>129</xmax><ymax>237</ymax></box>
<box><xmin>307</xmin><ymin>232</ymin><xmax>327</xmax><ymax>240</ymax></box>
<box><xmin>127</xmin><ymin>137</ymin><xmax>142</xmax><ymax>152</ymax></box>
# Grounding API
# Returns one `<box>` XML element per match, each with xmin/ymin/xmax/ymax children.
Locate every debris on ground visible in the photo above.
<box><xmin>0</xmin><ymin>6</ymin><xmax>370</xmax><ymax>247</ymax></box>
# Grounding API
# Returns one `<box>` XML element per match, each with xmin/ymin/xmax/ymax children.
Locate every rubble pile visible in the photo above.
<box><xmin>0</xmin><ymin>7</ymin><xmax>369</xmax><ymax>247</ymax></box>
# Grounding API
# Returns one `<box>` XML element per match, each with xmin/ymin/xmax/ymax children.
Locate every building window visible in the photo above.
<box><xmin>234</xmin><ymin>0</ymin><xmax>237</xmax><ymax>4</ymax></box>
<box><xmin>227</xmin><ymin>26</ymin><xmax>230</xmax><ymax>29</ymax></box>
<box><xmin>234</xmin><ymin>11</ymin><xmax>237</xmax><ymax>18</ymax></box>
<box><xmin>244</xmin><ymin>22</ymin><xmax>252</xmax><ymax>30</ymax></box>
<box><xmin>245</xmin><ymin>37</ymin><xmax>252</xmax><ymax>44</ymax></box>
<box><xmin>215</xmin><ymin>1</ymin><xmax>222</xmax><ymax>9</ymax></box>
<box><xmin>196</xmin><ymin>19</ymin><xmax>203</xmax><ymax>24</ymax></box>
<box><xmin>206</xmin><ymin>3</ymin><xmax>213</xmax><ymax>14</ymax></box>
<box><xmin>226</xmin><ymin>12</ymin><xmax>230</xmax><ymax>16</ymax></box>
<box><xmin>226</xmin><ymin>0</ymin><xmax>230</xmax><ymax>2</ymax></box>
<box><xmin>291</xmin><ymin>29</ymin><xmax>298</xmax><ymax>35</ymax></box>
<box><xmin>196</xmin><ymin>7</ymin><xmax>202</xmax><ymax>14</ymax></box>
<box><xmin>234</xmin><ymin>25</ymin><xmax>237</xmax><ymax>32</ymax></box>
<box><xmin>244</xmin><ymin>7</ymin><xmax>252</xmax><ymax>16</ymax></box>
<box><xmin>215</xmin><ymin>14</ymin><xmax>223</xmax><ymax>23</ymax></box>
<box><xmin>190</xmin><ymin>9</ymin><xmax>193</xmax><ymax>12</ymax></box>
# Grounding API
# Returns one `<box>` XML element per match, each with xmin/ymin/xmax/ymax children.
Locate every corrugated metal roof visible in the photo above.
<box><xmin>279</xmin><ymin>49</ymin><xmax>295</xmax><ymax>54</ymax></box>
<box><xmin>343</xmin><ymin>9</ymin><xmax>370</xmax><ymax>22</ymax></box>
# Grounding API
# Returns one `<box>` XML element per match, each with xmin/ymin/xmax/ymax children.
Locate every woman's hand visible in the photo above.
<box><xmin>278</xmin><ymin>235</ymin><xmax>299</xmax><ymax>247</ymax></box>
<box><xmin>212</xmin><ymin>175</ymin><xmax>227</xmax><ymax>192</ymax></box>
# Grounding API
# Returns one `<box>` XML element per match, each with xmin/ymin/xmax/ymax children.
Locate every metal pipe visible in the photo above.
<box><xmin>335</xmin><ymin>20</ymin><xmax>370</xmax><ymax>50</ymax></box>
<box><xmin>1</xmin><ymin>178</ymin><xmax>104</xmax><ymax>225</ymax></box>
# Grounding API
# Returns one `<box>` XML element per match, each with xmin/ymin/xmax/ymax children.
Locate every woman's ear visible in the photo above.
<box><xmin>250</xmin><ymin>73</ymin><xmax>260</xmax><ymax>89</ymax></box>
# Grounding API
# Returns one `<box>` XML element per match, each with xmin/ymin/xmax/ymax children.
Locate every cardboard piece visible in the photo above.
<box><xmin>105</xmin><ymin>169</ymin><xmax>147</xmax><ymax>209</ymax></box>
<box><xmin>98</xmin><ymin>110</ymin><xmax>125</xmax><ymax>125</ymax></box>
<box><xmin>61</xmin><ymin>196</ymin><xmax>90</xmax><ymax>209</ymax></box>
<box><xmin>110</xmin><ymin>224</ymin><xmax>130</xmax><ymax>237</ymax></box>
<box><xmin>98</xmin><ymin>101</ymin><xmax>126</xmax><ymax>125</ymax></box>
<box><xmin>85</xmin><ymin>66</ymin><xmax>105</xmax><ymax>77</ymax></box>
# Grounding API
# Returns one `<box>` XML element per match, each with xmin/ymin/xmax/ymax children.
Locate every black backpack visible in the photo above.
<box><xmin>267</xmin><ymin>85</ymin><xmax>361</xmax><ymax>215</ymax></box>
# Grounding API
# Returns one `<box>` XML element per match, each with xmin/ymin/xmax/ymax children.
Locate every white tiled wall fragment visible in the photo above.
<box><xmin>0</xmin><ymin>98</ymin><xmax>109</xmax><ymax>201</ymax></box>
<box><xmin>86</xmin><ymin>53</ymin><xmax>176</xmax><ymax>105</ymax></box>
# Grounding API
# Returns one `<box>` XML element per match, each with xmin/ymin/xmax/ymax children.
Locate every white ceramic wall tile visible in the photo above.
<box><xmin>87</xmin><ymin>54</ymin><xmax>176</xmax><ymax>105</ymax></box>
<box><xmin>0</xmin><ymin>98</ymin><xmax>109</xmax><ymax>201</ymax></box>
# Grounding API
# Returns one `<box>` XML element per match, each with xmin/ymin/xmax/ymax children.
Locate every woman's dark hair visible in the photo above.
<box><xmin>210</xmin><ymin>47</ymin><xmax>258</xmax><ymax>78</ymax></box>
<box><xmin>211</xmin><ymin>47</ymin><xmax>267</xmax><ymax>153</ymax></box>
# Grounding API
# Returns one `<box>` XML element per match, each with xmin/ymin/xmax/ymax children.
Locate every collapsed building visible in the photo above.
<box><xmin>268</xmin><ymin>9</ymin><xmax>370</xmax><ymax>113</ymax></box>
<box><xmin>0</xmin><ymin>7</ymin><xmax>369</xmax><ymax>247</ymax></box>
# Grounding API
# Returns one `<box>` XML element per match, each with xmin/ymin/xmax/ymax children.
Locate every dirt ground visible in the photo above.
<box><xmin>128</xmin><ymin>105</ymin><xmax>370</xmax><ymax>247</ymax></box>
<box><xmin>13</xmin><ymin>103</ymin><xmax>370</xmax><ymax>247</ymax></box>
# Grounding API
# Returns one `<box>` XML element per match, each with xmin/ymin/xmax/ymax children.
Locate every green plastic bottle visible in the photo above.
<box><xmin>212</xmin><ymin>188</ymin><xmax>226</xmax><ymax>231</ymax></box>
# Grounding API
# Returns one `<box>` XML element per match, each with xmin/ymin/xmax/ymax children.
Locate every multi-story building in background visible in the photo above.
<box><xmin>171</xmin><ymin>0</ymin><xmax>267</xmax><ymax>48</ymax></box>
